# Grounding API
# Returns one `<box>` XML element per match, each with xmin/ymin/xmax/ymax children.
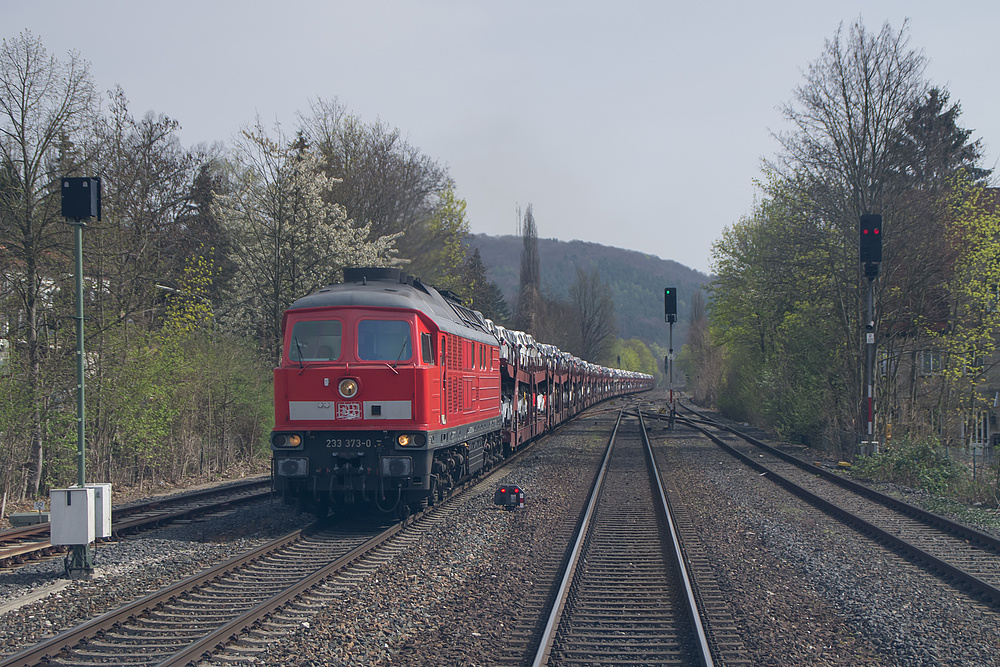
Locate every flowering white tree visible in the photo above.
<box><xmin>213</xmin><ymin>121</ymin><xmax>396</xmax><ymax>362</ymax></box>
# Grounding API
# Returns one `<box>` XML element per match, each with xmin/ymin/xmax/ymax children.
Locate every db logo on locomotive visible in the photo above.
<box><xmin>337</xmin><ymin>402</ymin><xmax>362</xmax><ymax>420</ymax></box>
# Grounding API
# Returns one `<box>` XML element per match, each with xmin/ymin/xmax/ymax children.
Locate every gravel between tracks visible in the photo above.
<box><xmin>655</xmin><ymin>419</ymin><xmax>1000</xmax><ymax>667</ymax></box>
<box><xmin>3</xmin><ymin>400</ymin><xmax>1000</xmax><ymax>666</ymax></box>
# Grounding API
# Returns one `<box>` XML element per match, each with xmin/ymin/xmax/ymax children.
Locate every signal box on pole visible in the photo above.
<box><xmin>664</xmin><ymin>287</ymin><xmax>677</xmax><ymax>323</ymax></box>
<box><xmin>860</xmin><ymin>214</ymin><xmax>882</xmax><ymax>264</ymax></box>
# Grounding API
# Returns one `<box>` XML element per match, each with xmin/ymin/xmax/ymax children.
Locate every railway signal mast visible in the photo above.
<box><xmin>665</xmin><ymin>287</ymin><xmax>677</xmax><ymax>428</ymax></box>
<box><xmin>55</xmin><ymin>177</ymin><xmax>105</xmax><ymax>578</ymax></box>
<box><xmin>860</xmin><ymin>214</ymin><xmax>882</xmax><ymax>455</ymax></box>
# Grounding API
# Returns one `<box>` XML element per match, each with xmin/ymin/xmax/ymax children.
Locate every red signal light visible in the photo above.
<box><xmin>859</xmin><ymin>214</ymin><xmax>883</xmax><ymax>264</ymax></box>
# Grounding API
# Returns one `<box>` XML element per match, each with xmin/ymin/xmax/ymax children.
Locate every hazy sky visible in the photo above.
<box><xmin>7</xmin><ymin>1</ymin><xmax>998</xmax><ymax>275</ymax></box>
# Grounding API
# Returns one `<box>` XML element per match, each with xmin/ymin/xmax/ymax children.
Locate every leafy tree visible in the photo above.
<box><xmin>769</xmin><ymin>20</ymin><xmax>928</xmax><ymax>437</ymax></box>
<box><xmin>710</xmin><ymin>177</ymin><xmax>843</xmax><ymax>440</ymax></box>
<box><xmin>929</xmin><ymin>179</ymin><xmax>1000</xmax><ymax>446</ymax></box>
<box><xmin>615</xmin><ymin>338</ymin><xmax>657</xmax><ymax>376</ymax></box>
<box><xmin>403</xmin><ymin>183</ymin><xmax>469</xmax><ymax>289</ymax></box>
<box><xmin>878</xmin><ymin>90</ymin><xmax>990</xmax><ymax>431</ymax></box>
<box><xmin>711</xmin><ymin>19</ymin><xmax>926</xmax><ymax>445</ymax></box>
<box><xmin>0</xmin><ymin>31</ymin><xmax>96</xmax><ymax>496</ymax></box>
<box><xmin>705</xmin><ymin>20</ymin><xmax>993</xmax><ymax>452</ymax></box>
<box><xmin>213</xmin><ymin>120</ymin><xmax>397</xmax><ymax>363</ymax></box>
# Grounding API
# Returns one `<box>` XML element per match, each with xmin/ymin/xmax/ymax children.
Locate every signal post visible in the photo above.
<box><xmin>664</xmin><ymin>287</ymin><xmax>677</xmax><ymax>428</ymax></box>
<box><xmin>54</xmin><ymin>177</ymin><xmax>109</xmax><ymax>579</ymax></box>
<box><xmin>859</xmin><ymin>214</ymin><xmax>882</xmax><ymax>456</ymax></box>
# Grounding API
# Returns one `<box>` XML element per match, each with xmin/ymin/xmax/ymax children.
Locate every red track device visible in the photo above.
<box><xmin>494</xmin><ymin>484</ymin><xmax>526</xmax><ymax>510</ymax></box>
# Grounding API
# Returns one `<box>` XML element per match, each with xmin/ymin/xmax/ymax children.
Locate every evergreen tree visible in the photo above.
<box><xmin>514</xmin><ymin>204</ymin><xmax>541</xmax><ymax>335</ymax></box>
<box><xmin>463</xmin><ymin>247</ymin><xmax>509</xmax><ymax>324</ymax></box>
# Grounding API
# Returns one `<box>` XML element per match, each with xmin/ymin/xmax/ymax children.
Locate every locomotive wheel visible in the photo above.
<box><xmin>410</xmin><ymin>495</ymin><xmax>429</xmax><ymax>513</ymax></box>
<box><xmin>315</xmin><ymin>498</ymin><xmax>332</xmax><ymax>522</ymax></box>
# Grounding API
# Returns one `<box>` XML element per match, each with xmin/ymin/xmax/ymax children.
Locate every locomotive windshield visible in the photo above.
<box><xmin>289</xmin><ymin>320</ymin><xmax>342</xmax><ymax>361</ymax></box>
<box><xmin>358</xmin><ymin>319</ymin><xmax>412</xmax><ymax>362</ymax></box>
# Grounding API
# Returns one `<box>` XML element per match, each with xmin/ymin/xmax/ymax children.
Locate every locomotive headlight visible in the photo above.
<box><xmin>396</xmin><ymin>433</ymin><xmax>426</xmax><ymax>447</ymax></box>
<box><xmin>338</xmin><ymin>378</ymin><xmax>359</xmax><ymax>398</ymax></box>
<box><xmin>271</xmin><ymin>433</ymin><xmax>303</xmax><ymax>449</ymax></box>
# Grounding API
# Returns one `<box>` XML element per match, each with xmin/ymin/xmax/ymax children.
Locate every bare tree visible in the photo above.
<box><xmin>769</xmin><ymin>19</ymin><xmax>928</xmax><ymax>436</ymax></box>
<box><xmin>682</xmin><ymin>289</ymin><xmax>721</xmax><ymax>406</ymax></box>
<box><xmin>300</xmin><ymin>98</ymin><xmax>449</xmax><ymax>243</ymax></box>
<box><xmin>0</xmin><ymin>31</ymin><xmax>96</xmax><ymax>496</ymax></box>
<box><xmin>773</xmin><ymin>19</ymin><xmax>926</xmax><ymax>218</ymax></box>
<box><xmin>569</xmin><ymin>266</ymin><xmax>616</xmax><ymax>363</ymax></box>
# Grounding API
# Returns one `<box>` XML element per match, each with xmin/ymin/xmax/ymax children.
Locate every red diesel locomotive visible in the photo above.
<box><xmin>270</xmin><ymin>267</ymin><xmax>652</xmax><ymax>518</ymax></box>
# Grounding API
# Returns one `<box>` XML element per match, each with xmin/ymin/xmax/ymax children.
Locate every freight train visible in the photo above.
<box><xmin>270</xmin><ymin>267</ymin><xmax>653</xmax><ymax>518</ymax></box>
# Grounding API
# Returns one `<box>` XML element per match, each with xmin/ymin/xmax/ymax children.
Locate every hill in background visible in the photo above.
<box><xmin>465</xmin><ymin>234</ymin><xmax>711</xmax><ymax>352</ymax></box>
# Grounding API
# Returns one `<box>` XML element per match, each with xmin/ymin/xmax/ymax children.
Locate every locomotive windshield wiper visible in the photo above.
<box><xmin>292</xmin><ymin>336</ymin><xmax>305</xmax><ymax>369</ymax></box>
<box><xmin>391</xmin><ymin>340</ymin><xmax>409</xmax><ymax>368</ymax></box>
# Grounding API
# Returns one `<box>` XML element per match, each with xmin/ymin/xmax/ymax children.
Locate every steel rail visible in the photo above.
<box><xmin>638</xmin><ymin>410</ymin><xmax>714</xmax><ymax>666</ymax></box>
<box><xmin>530</xmin><ymin>408</ymin><xmax>623</xmax><ymax>667</ymax></box>
<box><xmin>0</xmin><ymin>526</ymin><xmax>310</xmax><ymax>667</ymax></box>
<box><xmin>156</xmin><ymin>522</ymin><xmax>405</xmax><ymax>667</ymax></box>
<box><xmin>674</xmin><ymin>404</ymin><xmax>1000</xmax><ymax>554</ymax></box>
<box><xmin>672</xmin><ymin>406</ymin><xmax>1000</xmax><ymax>606</ymax></box>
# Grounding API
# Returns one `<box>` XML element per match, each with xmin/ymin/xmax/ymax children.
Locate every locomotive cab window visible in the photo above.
<box><xmin>289</xmin><ymin>320</ymin><xmax>342</xmax><ymax>361</ymax></box>
<box><xmin>358</xmin><ymin>320</ymin><xmax>412</xmax><ymax>361</ymax></box>
<box><xmin>421</xmin><ymin>333</ymin><xmax>434</xmax><ymax>365</ymax></box>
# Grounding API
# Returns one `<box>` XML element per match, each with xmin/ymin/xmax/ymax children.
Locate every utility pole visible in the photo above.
<box><xmin>860</xmin><ymin>214</ymin><xmax>882</xmax><ymax>456</ymax></box>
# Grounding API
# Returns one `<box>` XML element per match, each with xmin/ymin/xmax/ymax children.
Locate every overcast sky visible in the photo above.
<box><xmin>7</xmin><ymin>1</ymin><xmax>998</xmax><ymax>275</ymax></box>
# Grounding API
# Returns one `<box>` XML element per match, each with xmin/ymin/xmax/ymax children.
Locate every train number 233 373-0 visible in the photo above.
<box><xmin>325</xmin><ymin>438</ymin><xmax>375</xmax><ymax>449</ymax></box>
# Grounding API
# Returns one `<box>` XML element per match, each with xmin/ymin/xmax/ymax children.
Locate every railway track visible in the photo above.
<box><xmin>670</xmin><ymin>403</ymin><xmax>1000</xmax><ymax>608</ymax></box>
<box><xmin>529</xmin><ymin>409</ymin><xmax>716</xmax><ymax>666</ymax></box>
<box><xmin>0</xmin><ymin>433</ymin><xmax>550</xmax><ymax>667</ymax></box>
<box><xmin>0</xmin><ymin>478</ymin><xmax>271</xmax><ymax>569</ymax></box>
